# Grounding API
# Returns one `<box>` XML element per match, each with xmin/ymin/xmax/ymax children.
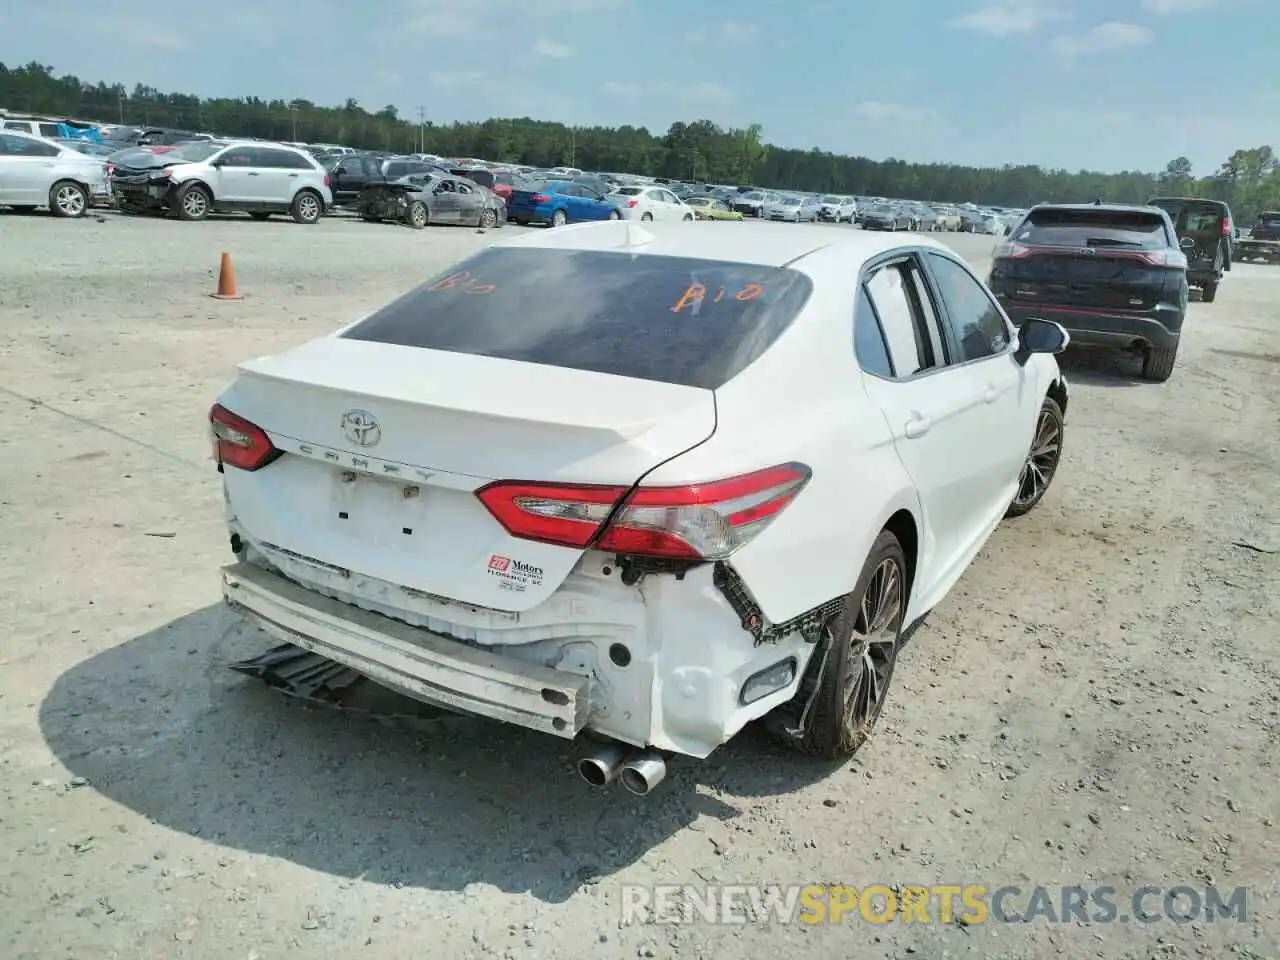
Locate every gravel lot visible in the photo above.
<box><xmin>0</xmin><ymin>210</ymin><xmax>1276</xmax><ymax>960</ymax></box>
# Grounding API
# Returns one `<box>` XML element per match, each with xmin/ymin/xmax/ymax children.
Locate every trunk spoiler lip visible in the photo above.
<box><xmin>231</xmin><ymin>344</ymin><xmax>716</xmax><ymax>439</ymax></box>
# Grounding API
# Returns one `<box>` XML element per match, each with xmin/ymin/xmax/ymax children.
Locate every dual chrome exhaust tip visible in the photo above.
<box><xmin>577</xmin><ymin>743</ymin><xmax>667</xmax><ymax>796</ymax></box>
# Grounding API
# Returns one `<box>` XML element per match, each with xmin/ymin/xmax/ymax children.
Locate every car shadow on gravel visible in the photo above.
<box><xmin>1055</xmin><ymin>347</ymin><xmax>1145</xmax><ymax>386</ymax></box>
<box><xmin>39</xmin><ymin>604</ymin><xmax>840</xmax><ymax>903</ymax></box>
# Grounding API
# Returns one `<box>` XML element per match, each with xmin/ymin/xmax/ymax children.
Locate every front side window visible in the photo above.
<box><xmin>927</xmin><ymin>254</ymin><xmax>1009</xmax><ymax>362</ymax></box>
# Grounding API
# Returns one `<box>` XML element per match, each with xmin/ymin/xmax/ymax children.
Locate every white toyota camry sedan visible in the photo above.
<box><xmin>213</xmin><ymin>220</ymin><xmax>1070</xmax><ymax>795</ymax></box>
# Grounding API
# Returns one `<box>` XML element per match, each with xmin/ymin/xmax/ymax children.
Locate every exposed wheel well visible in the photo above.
<box><xmin>1046</xmin><ymin>376</ymin><xmax>1068</xmax><ymax>416</ymax></box>
<box><xmin>882</xmin><ymin>509</ymin><xmax>919</xmax><ymax>604</ymax></box>
<box><xmin>294</xmin><ymin>186</ymin><xmax>324</xmax><ymax>207</ymax></box>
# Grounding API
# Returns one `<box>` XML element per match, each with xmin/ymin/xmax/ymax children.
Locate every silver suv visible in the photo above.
<box><xmin>111</xmin><ymin>141</ymin><xmax>333</xmax><ymax>223</ymax></box>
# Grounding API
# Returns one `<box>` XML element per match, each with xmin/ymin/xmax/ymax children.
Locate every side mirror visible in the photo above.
<box><xmin>1015</xmin><ymin>318</ymin><xmax>1069</xmax><ymax>362</ymax></box>
<box><xmin>1179</xmin><ymin>236</ymin><xmax>1195</xmax><ymax>249</ymax></box>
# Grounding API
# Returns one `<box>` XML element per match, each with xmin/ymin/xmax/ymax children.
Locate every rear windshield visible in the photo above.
<box><xmin>341</xmin><ymin>247</ymin><xmax>813</xmax><ymax>390</ymax></box>
<box><xmin>1013</xmin><ymin>208</ymin><xmax>1169</xmax><ymax>250</ymax></box>
<box><xmin>1258</xmin><ymin>212</ymin><xmax>1280</xmax><ymax>225</ymax></box>
<box><xmin>616</xmin><ymin>186</ymin><xmax>643</xmax><ymax>195</ymax></box>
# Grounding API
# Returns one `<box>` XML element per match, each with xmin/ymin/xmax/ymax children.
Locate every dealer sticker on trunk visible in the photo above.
<box><xmin>488</xmin><ymin>554</ymin><xmax>545</xmax><ymax>592</ymax></box>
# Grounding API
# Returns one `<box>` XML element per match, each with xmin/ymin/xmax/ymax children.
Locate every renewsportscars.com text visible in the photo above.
<box><xmin>620</xmin><ymin>883</ymin><xmax>1249</xmax><ymax>926</ymax></box>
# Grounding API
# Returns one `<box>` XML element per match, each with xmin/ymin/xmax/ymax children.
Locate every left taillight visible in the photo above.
<box><xmin>210</xmin><ymin>403</ymin><xmax>280</xmax><ymax>472</ymax></box>
<box><xmin>476</xmin><ymin>463</ymin><xmax>811</xmax><ymax>561</ymax></box>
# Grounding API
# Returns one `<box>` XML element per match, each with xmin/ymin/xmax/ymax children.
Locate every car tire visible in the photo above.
<box><xmin>249</xmin><ymin>212</ymin><xmax>272</xmax><ymax>221</ymax></box>
<box><xmin>1142</xmin><ymin>340</ymin><xmax>1179</xmax><ymax>382</ymax></box>
<box><xmin>49</xmin><ymin>180</ymin><xmax>89</xmax><ymax>219</ymax></box>
<box><xmin>478</xmin><ymin>207</ymin><xmax>497</xmax><ymax>229</ymax></box>
<box><xmin>290</xmin><ymin>190</ymin><xmax>323</xmax><ymax>224</ymax></box>
<box><xmin>1201</xmin><ymin>282</ymin><xmax>1218</xmax><ymax>303</ymax></box>
<box><xmin>683</xmin><ymin>213</ymin><xmax>694</xmax><ymax>222</ymax></box>
<box><xmin>607</xmin><ymin>209</ymin><xmax>620</xmax><ymax>220</ymax></box>
<box><xmin>788</xmin><ymin>529</ymin><xmax>907</xmax><ymax>761</ymax></box>
<box><xmin>175</xmin><ymin>182</ymin><xmax>212</xmax><ymax>221</ymax></box>
<box><xmin>406</xmin><ymin>200</ymin><xmax>429</xmax><ymax>229</ymax></box>
<box><xmin>1005</xmin><ymin>396</ymin><xmax>1064</xmax><ymax>518</ymax></box>
<box><xmin>640</xmin><ymin>211</ymin><xmax>653</xmax><ymax>222</ymax></box>
<box><xmin>551</xmin><ymin>209</ymin><xmax>568</xmax><ymax>227</ymax></box>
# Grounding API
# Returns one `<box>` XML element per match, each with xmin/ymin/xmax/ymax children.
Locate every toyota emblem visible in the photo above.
<box><xmin>341</xmin><ymin>409</ymin><xmax>381</xmax><ymax>447</ymax></box>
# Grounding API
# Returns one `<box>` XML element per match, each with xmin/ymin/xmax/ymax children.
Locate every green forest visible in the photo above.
<box><xmin>4</xmin><ymin>61</ymin><xmax>1279</xmax><ymax>221</ymax></box>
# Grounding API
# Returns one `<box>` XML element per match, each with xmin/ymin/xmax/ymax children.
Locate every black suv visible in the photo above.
<box><xmin>1146</xmin><ymin>197</ymin><xmax>1233</xmax><ymax>302</ymax></box>
<box><xmin>987</xmin><ymin>202</ymin><xmax>1189</xmax><ymax>382</ymax></box>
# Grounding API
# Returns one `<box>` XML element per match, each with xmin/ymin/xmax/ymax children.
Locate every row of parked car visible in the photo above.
<box><xmin>0</xmin><ymin>118</ymin><xmax>1025</xmax><ymax>235</ymax></box>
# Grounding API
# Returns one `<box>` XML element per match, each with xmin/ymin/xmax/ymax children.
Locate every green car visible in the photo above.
<box><xmin>685</xmin><ymin>197</ymin><xmax>744</xmax><ymax>221</ymax></box>
<box><xmin>1147</xmin><ymin>196</ymin><xmax>1233</xmax><ymax>302</ymax></box>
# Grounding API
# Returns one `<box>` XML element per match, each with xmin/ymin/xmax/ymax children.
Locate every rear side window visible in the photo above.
<box><xmin>1147</xmin><ymin>199</ymin><xmax>1226</xmax><ymax>233</ymax></box>
<box><xmin>341</xmin><ymin>248</ymin><xmax>813</xmax><ymax>390</ymax></box>
<box><xmin>1013</xmin><ymin>208</ymin><xmax>1169</xmax><ymax>250</ymax></box>
<box><xmin>854</xmin><ymin>287</ymin><xmax>894</xmax><ymax>378</ymax></box>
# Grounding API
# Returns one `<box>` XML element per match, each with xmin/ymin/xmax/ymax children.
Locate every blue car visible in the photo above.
<box><xmin>507</xmin><ymin>179</ymin><xmax>621</xmax><ymax>227</ymax></box>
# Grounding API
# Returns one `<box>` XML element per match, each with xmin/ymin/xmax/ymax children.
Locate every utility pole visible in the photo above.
<box><xmin>416</xmin><ymin>105</ymin><xmax>425</xmax><ymax>154</ymax></box>
<box><xmin>289</xmin><ymin>104</ymin><xmax>298</xmax><ymax>141</ymax></box>
<box><xmin>118</xmin><ymin>94</ymin><xmax>125</xmax><ymax>125</ymax></box>
<box><xmin>569</xmin><ymin>127</ymin><xmax>576</xmax><ymax>167</ymax></box>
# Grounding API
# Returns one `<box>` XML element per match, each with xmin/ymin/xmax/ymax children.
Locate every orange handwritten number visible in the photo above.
<box><xmin>736</xmin><ymin>283</ymin><xmax>764</xmax><ymax>302</ymax></box>
<box><xmin>429</xmin><ymin>270</ymin><xmax>470</xmax><ymax>292</ymax></box>
<box><xmin>671</xmin><ymin>283</ymin><xmax>706</xmax><ymax>314</ymax></box>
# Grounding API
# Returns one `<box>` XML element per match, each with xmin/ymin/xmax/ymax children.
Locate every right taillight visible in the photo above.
<box><xmin>1221</xmin><ymin>216</ymin><xmax>1231</xmax><ymax>236</ymax></box>
<box><xmin>530</xmin><ymin>193</ymin><xmax>549</xmax><ymax>203</ymax></box>
<box><xmin>993</xmin><ymin>240</ymin><xmax>1033</xmax><ymax>259</ymax></box>
<box><xmin>627</xmin><ymin>199</ymin><xmax>638</xmax><ymax>208</ymax></box>
<box><xmin>476</xmin><ymin>463</ymin><xmax>811</xmax><ymax>561</ymax></box>
<box><xmin>210</xmin><ymin>403</ymin><xmax>280</xmax><ymax>472</ymax></box>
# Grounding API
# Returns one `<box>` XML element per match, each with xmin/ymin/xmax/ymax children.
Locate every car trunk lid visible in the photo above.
<box><xmin>219</xmin><ymin>336</ymin><xmax>717</xmax><ymax>613</ymax></box>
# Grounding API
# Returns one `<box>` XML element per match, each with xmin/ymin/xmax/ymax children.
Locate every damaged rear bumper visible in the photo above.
<box><xmin>222</xmin><ymin>561</ymin><xmax>589</xmax><ymax>738</ymax></box>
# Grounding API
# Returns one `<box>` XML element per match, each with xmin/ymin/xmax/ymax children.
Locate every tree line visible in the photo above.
<box><xmin>3</xmin><ymin>61</ymin><xmax>1278</xmax><ymax>221</ymax></box>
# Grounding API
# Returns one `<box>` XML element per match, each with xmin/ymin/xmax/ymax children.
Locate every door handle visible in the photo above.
<box><xmin>247</xmin><ymin>172</ymin><xmax>260</xmax><ymax>176</ymax></box>
<box><xmin>287</xmin><ymin>173</ymin><xmax>298</xmax><ymax>177</ymax></box>
<box><xmin>903</xmin><ymin>412</ymin><xmax>932</xmax><ymax>439</ymax></box>
<box><xmin>982</xmin><ymin>384</ymin><xmax>998</xmax><ymax>404</ymax></box>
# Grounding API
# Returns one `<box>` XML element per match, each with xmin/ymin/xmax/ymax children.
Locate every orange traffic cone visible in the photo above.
<box><xmin>210</xmin><ymin>252</ymin><xmax>242</xmax><ymax>300</ymax></box>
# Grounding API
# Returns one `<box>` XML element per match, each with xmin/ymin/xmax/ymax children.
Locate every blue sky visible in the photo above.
<box><xmin>3</xmin><ymin>0</ymin><xmax>1275</xmax><ymax>175</ymax></box>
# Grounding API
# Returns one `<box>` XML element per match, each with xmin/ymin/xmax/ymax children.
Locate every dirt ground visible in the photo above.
<box><xmin>0</xmin><ymin>209</ymin><xmax>1276</xmax><ymax>960</ymax></box>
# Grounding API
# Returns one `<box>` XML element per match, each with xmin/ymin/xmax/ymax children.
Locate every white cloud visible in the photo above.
<box><xmin>1051</xmin><ymin>22</ymin><xmax>1153</xmax><ymax>57</ymax></box>
<box><xmin>603</xmin><ymin>80</ymin><xmax>733</xmax><ymax>103</ymax></box>
<box><xmin>720</xmin><ymin>21</ymin><xmax>761</xmax><ymax>43</ymax></box>
<box><xmin>531</xmin><ymin>37</ymin><xmax>574</xmax><ymax>58</ymax></box>
<box><xmin>428</xmin><ymin>70</ymin><xmax>488</xmax><ymax>89</ymax></box>
<box><xmin>949</xmin><ymin>2</ymin><xmax>1065</xmax><ymax>36</ymax></box>
<box><xmin>852</xmin><ymin>101</ymin><xmax>938</xmax><ymax>123</ymax></box>
<box><xmin>1141</xmin><ymin>0</ymin><xmax>1218</xmax><ymax>12</ymax></box>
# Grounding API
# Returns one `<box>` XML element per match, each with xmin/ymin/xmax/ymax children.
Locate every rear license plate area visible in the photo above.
<box><xmin>330</xmin><ymin>471</ymin><xmax>428</xmax><ymax>545</ymax></box>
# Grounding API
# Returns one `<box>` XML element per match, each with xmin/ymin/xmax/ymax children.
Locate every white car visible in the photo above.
<box><xmin>0</xmin><ymin>130</ymin><xmax>108</xmax><ymax>217</ymax></box>
<box><xmin>110</xmin><ymin>140</ymin><xmax>333</xmax><ymax>223</ymax></box>
<box><xmin>213</xmin><ymin>221</ymin><xmax>1069</xmax><ymax>795</ymax></box>
<box><xmin>820</xmin><ymin>195</ymin><xmax>857</xmax><ymax>223</ymax></box>
<box><xmin>611</xmin><ymin>185</ymin><xmax>696</xmax><ymax>222</ymax></box>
